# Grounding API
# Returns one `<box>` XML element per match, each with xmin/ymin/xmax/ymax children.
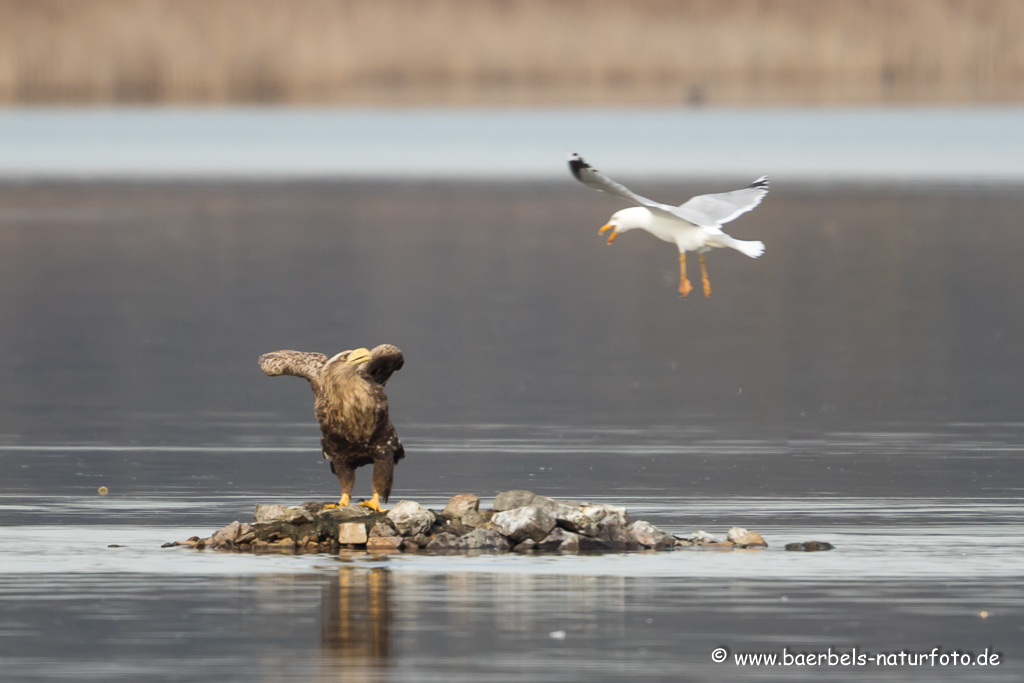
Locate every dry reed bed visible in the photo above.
<box><xmin>0</xmin><ymin>0</ymin><xmax>1022</xmax><ymax>105</ymax></box>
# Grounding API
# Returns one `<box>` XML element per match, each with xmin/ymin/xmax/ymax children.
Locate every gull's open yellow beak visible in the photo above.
<box><xmin>346</xmin><ymin>347</ymin><xmax>373</xmax><ymax>365</ymax></box>
<box><xmin>600</xmin><ymin>224</ymin><xmax>618</xmax><ymax>244</ymax></box>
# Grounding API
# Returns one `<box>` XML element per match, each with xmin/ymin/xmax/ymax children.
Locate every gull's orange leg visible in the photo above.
<box><xmin>678</xmin><ymin>254</ymin><xmax>693</xmax><ymax>297</ymax></box>
<box><xmin>699</xmin><ymin>253</ymin><xmax>712</xmax><ymax>299</ymax></box>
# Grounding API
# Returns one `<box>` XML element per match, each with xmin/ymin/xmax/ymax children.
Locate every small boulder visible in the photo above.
<box><xmin>461</xmin><ymin>509</ymin><xmax>494</xmax><ymax>528</ymax></box>
<box><xmin>387</xmin><ymin>501</ymin><xmax>436</xmax><ymax>537</ymax></box>
<box><xmin>687</xmin><ymin>530</ymin><xmax>718</xmax><ymax>545</ymax></box>
<box><xmin>336</xmin><ymin>523</ymin><xmax>369</xmax><ymax>545</ymax></box>
<box><xmin>727</xmin><ymin>527</ymin><xmax>767</xmax><ymax>547</ymax></box>
<box><xmin>366</xmin><ymin>536</ymin><xmax>404</xmax><ymax>552</ymax></box>
<box><xmin>602</xmin><ymin>523</ymin><xmax>640</xmax><ymax>550</ymax></box>
<box><xmin>425</xmin><ymin>532</ymin><xmax>459</xmax><ymax>551</ymax></box>
<box><xmin>254</xmin><ymin>504</ymin><xmax>314</xmax><ymax>525</ymax></box>
<box><xmin>442</xmin><ymin>494</ymin><xmax>480</xmax><ymax>519</ymax></box>
<box><xmin>785</xmin><ymin>541</ymin><xmax>834</xmax><ymax>552</ymax></box>
<box><xmin>513</xmin><ymin>539</ymin><xmax>538</xmax><ymax>553</ymax></box>
<box><xmin>210</xmin><ymin>521</ymin><xmax>246</xmax><ymax>547</ymax></box>
<box><xmin>628</xmin><ymin>521</ymin><xmax>675</xmax><ymax>549</ymax></box>
<box><xmin>369</xmin><ymin>521</ymin><xmax>397</xmax><ymax>538</ymax></box>
<box><xmin>493</xmin><ymin>490</ymin><xmax>537</xmax><ymax>511</ymax></box>
<box><xmin>455</xmin><ymin>528</ymin><xmax>512</xmax><ymax>552</ymax></box>
<box><xmin>316</xmin><ymin>507</ymin><xmax>384</xmax><ymax>541</ymax></box>
<box><xmin>537</xmin><ymin>527</ymin><xmax>581</xmax><ymax>552</ymax></box>
<box><xmin>491</xmin><ymin>506</ymin><xmax>556</xmax><ymax>543</ymax></box>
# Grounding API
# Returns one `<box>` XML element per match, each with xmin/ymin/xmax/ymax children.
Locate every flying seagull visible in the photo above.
<box><xmin>568</xmin><ymin>153</ymin><xmax>767</xmax><ymax>298</ymax></box>
<box><xmin>259</xmin><ymin>345</ymin><xmax>405</xmax><ymax>512</ymax></box>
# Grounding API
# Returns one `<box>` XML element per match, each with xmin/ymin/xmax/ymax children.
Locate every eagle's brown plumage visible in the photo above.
<box><xmin>259</xmin><ymin>344</ymin><xmax>405</xmax><ymax>510</ymax></box>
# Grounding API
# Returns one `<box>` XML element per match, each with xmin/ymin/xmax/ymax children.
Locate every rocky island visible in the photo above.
<box><xmin>162</xmin><ymin>490</ymin><xmax>791</xmax><ymax>554</ymax></box>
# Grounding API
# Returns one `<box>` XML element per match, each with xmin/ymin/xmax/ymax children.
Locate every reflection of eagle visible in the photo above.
<box><xmin>259</xmin><ymin>345</ymin><xmax>405</xmax><ymax>512</ymax></box>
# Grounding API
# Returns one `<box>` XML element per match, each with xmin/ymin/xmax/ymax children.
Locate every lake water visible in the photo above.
<box><xmin>0</xmin><ymin>179</ymin><xmax>1022</xmax><ymax>681</ymax></box>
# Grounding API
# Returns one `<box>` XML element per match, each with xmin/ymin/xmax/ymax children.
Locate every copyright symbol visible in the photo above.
<box><xmin>712</xmin><ymin>647</ymin><xmax>728</xmax><ymax>663</ymax></box>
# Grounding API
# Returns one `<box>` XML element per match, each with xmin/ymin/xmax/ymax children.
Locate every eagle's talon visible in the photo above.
<box><xmin>359</xmin><ymin>494</ymin><xmax>387</xmax><ymax>514</ymax></box>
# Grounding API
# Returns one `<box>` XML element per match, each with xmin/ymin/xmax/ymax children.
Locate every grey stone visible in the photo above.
<box><xmin>410</xmin><ymin>534</ymin><xmax>430</xmax><ymax>548</ymax></box>
<box><xmin>431</xmin><ymin>514</ymin><xmax>472</xmax><ymax>537</ymax></box>
<box><xmin>491</xmin><ymin>506</ymin><xmax>557</xmax><ymax>543</ymax></box>
<box><xmin>628</xmin><ymin>521</ymin><xmax>675</xmax><ymax>549</ymax></box>
<box><xmin>537</xmin><ymin>527</ymin><xmax>581</xmax><ymax>552</ymax></box>
<box><xmin>254</xmin><ymin>504</ymin><xmax>315</xmax><ymax>525</ymax></box>
<box><xmin>785</xmin><ymin>541</ymin><xmax>834</xmax><ymax>552</ymax></box>
<box><xmin>210</xmin><ymin>521</ymin><xmax>244</xmax><ymax>547</ymax></box>
<box><xmin>316</xmin><ymin>508</ymin><xmax>386</xmax><ymax>542</ymax></box>
<box><xmin>425</xmin><ymin>532</ymin><xmax>459</xmax><ymax>551</ymax></box>
<box><xmin>493</xmin><ymin>490</ymin><xmax>537</xmax><ymax>511</ymax></box>
<box><xmin>602</xmin><ymin>522</ymin><xmax>640</xmax><ymax>550</ymax></box>
<box><xmin>513</xmin><ymin>539</ymin><xmax>538</xmax><ymax>553</ymax></box>
<box><xmin>366</xmin><ymin>536</ymin><xmax>404</xmax><ymax>552</ymax></box>
<box><xmin>442</xmin><ymin>494</ymin><xmax>480</xmax><ymax>518</ymax></box>
<box><xmin>455</xmin><ymin>528</ymin><xmax>512</xmax><ymax>552</ymax></box>
<box><xmin>688</xmin><ymin>530</ymin><xmax>718</xmax><ymax>545</ymax></box>
<box><xmin>369</xmin><ymin>521</ymin><xmax>397</xmax><ymax>538</ymax></box>
<box><xmin>727</xmin><ymin>527</ymin><xmax>767</xmax><ymax>547</ymax></box>
<box><xmin>461</xmin><ymin>509</ymin><xmax>494</xmax><ymax>528</ymax></box>
<box><xmin>336</xmin><ymin>523</ymin><xmax>369</xmax><ymax>545</ymax></box>
<box><xmin>578</xmin><ymin>535</ymin><xmax>614</xmax><ymax>552</ymax></box>
<box><xmin>387</xmin><ymin>500</ymin><xmax>436</xmax><ymax>537</ymax></box>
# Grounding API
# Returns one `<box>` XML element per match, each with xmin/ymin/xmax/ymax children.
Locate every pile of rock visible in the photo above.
<box><xmin>163</xmin><ymin>490</ymin><xmax>768</xmax><ymax>554</ymax></box>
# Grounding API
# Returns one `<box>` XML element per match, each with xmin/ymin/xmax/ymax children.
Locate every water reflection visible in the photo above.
<box><xmin>321</xmin><ymin>567</ymin><xmax>391</xmax><ymax>679</ymax></box>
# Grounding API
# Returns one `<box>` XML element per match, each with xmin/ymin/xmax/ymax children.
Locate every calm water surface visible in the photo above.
<box><xmin>0</xmin><ymin>181</ymin><xmax>1022</xmax><ymax>681</ymax></box>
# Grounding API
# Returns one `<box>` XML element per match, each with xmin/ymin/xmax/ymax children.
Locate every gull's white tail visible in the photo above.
<box><xmin>732</xmin><ymin>239</ymin><xmax>765</xmax><ymax>258</ymax></box>
<box><xmin>714</xmin><ymin>235</ymin><xmax>764</xmax><ymax>258</ymax></box>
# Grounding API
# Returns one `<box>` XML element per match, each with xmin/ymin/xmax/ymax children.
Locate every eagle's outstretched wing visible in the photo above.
<box><xmin>259</xmin><ymin>350</ymin><xmax>330</xmax><ymax>394</ymax></box>
<box><xmin>366</xmin><ymin>344</ymin><xmax>404</xmax><ymax>387</ymax></box>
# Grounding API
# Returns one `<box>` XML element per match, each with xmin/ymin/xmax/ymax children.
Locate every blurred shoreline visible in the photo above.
<box><xmin>1</xmin><ymin>0</ymin><xmax>1022</xmax><ymax>106</ymax></box>
<box><xmin>2</xmin><ymin>107</ymin><xmax>1023</xmax><ymax>182</ymax></box>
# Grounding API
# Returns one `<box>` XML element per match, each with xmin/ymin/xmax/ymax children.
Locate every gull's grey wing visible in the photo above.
<box><xmin>676</xmin><ymin>176</ymin><xmax>769</xmax><ymax>227</ymax></box>
<box><xmin>567</xmin><ymin>153</ymin><xmax>679</xmax><ymax>219</ymax></box>
<box><xmin>366</xmin><ymin>344</ymin><xmax>404</xmax><ymax>387</ymax></box>
<box><xmin>259</xmin><ymin>350</ymin><xmax>329</xmax><ymax>393</ymax></box>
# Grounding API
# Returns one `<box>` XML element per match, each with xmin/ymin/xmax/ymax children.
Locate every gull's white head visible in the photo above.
<box><xmin>599</xmin><ymin>207</ymin><xmax>650</xmax><ymax>245</ymax></box>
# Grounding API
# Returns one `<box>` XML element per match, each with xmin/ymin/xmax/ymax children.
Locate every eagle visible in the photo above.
<box><xmin>258</xmin><ymin>345</ymin><xmax>405</xmax><ymax>512</ymax></box>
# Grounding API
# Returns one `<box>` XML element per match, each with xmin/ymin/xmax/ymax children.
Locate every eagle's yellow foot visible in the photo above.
<box><xmin>323</xmin><ymin>503</ymin><xmax>337</xmax><ymax>510</ymax></box>
<box><xmin>699</xmin><ymin>254</ymin><xmax>712</xmax><ymax>299</ymax></box>
<box><xmin>359</xmin><ymin>493</ymin><xmax>387</xmax><ymax>513</ymax></box>
<box><xmin>337</xmin><ymin>493</ymin><xmax>350</xmax><ymax>508</ymax></box>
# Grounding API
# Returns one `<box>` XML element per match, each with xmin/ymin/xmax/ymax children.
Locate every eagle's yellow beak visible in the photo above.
<box><xmin>600</xmin><ymin>223</ymin><xmax>618</xmax><ymax>244</ymax></box>
<box><xmin>346</xmin><ymin>348</ymin><xmax>372</xmax><ymax>365</ymax></box>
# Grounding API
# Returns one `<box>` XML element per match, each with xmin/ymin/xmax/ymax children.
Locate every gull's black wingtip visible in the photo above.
<box><xmin>749</xmin><ymin>175</ymin><xmax>769</xmax><ymax>190</ymax></box>
<box><xmin>567</xmin><ymin>152</ymin><xmax>589</xmax><ymax>181</ymax></box>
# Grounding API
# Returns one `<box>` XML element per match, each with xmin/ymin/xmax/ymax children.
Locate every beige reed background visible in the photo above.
<box><xmin>1</xmin><ymin>0</ymin><xmax>1021</xmax><ymax>106</ymax></box>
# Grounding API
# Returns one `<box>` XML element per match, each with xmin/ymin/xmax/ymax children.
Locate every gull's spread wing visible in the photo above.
<box><xmin>569</xmin><ymin>153</ymin><xmax>769</xmax><ymax>229</ymax></box>
<box><xmin>567</xmin><ymin>153</ymin><xmax>680</xmax><ymax>220</ymax></box>
<box><xmin>675</xmin><ymin>177</ymin><xmax>769</xmax><ymax>227</ymax></box>
<box><xmin>366</xmin><ymin>344</ymin><xmax>404</xmax><ymax>387</ymax></box>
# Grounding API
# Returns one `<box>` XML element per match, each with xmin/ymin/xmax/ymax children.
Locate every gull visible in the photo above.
<box><xmin>568</xmin><ymin>153</ymin><xmax>767</xmax><ymax>298</ymax></box>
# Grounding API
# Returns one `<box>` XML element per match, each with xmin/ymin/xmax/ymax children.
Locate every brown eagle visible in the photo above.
<box><xmin>258</xmin><ymin>345</ymin><xmax>405</xmax><ymax>512</ymax></box>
